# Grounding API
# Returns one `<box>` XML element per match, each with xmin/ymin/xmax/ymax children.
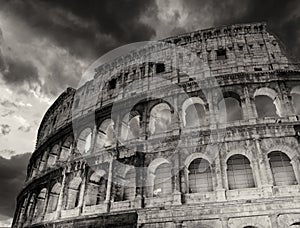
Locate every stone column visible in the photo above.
<box><xmin>221</xmin><ymin>217</ymin><xmax>229</xmax><ymax>228</ymax></box>
<box><xmin>270</xmin><ymin>214</ymin><xmax>279</xmax><ymax>228</ymax></box>
<box><xmin>55</xmin><ymin>169</ymin><xmax>66</xmax><ymax>218</ymax></box>
<box><xmin>105</xmin><ymin>157</ymin><xmax>114</xmax><ymax>212</ymax></box>
<box><xmin>172</xmin><ymin>151</ymin><xmax>182</xmax><ymax>205</ymax></box>
<box><xmin>90</xmin><ymin>124</ymin><xmax>98</xmax><ymax>153</ymax></box>
<box><xmin>278</xmin><ymin>82</ymin><xmax>294</xmax><ymax>116</ymax></box>
<box><xmin>41</xmin><ymin>188</ymin><xmax>50</xmax><ymax>220</ymax></box>
<box><xmin>135</xmin><ymin>150</ymin><xmax>145</xmax><ymax>208</ymax></box>
<box><xmin>243</xmin><ymin>86</ymin><xmax>256</xmax><ymax>119</ymax></box>
<box><xmin>254</xmin><ymin>139</ymin><xmax>269</xmax><ymax>185</ymax></box>
<box><xmin>254</xmin><ymin>139</ymin><xmax>273</xmax><ymax>197</ymax></box>
<box><xmin>78</xmin><ymin>166</ymin><xmax>87</xmax><ymax>213</ymax></box>
<box><xmin>17</xmin><ymin>196</ymin><xmax>28</xmax><ymax>228</ymax></box>
<box><xmin>207</xmin><ymin>90</ymin><xmax>217</xmax><ymax>125</ymax></box>
<box><xmin>215</xmin><ymin>149</ymin><xmax>226</xmax><ymax>201</ymax></box>
<box><xmin>290</xmin><ymin>158</ymin><xmax>300</xmax><ymax>184</ymax></box>
<box><xmin>250</xmin><ymin>161</ymin><xmax>262</xmax><ymax>187</ymax></box>
<box><xmin>215</xmin><ymin>152</ymin><xmax>223</xmax><ymax>189</ymax></box>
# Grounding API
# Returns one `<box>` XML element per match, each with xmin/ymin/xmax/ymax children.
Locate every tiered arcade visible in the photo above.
<box><xmin>12</xmin><ymin>22</ymin><xmax>300</xmax><ymax>228</ymax></box>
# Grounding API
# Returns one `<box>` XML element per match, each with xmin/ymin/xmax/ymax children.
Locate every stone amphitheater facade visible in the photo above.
<box><xmin>12</xmin><ymin>22</ymin><xmax>300</xmax><ymax>228</ymax></box>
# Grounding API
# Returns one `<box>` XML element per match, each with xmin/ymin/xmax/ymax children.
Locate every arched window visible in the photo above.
<box><xmin>33</xmin><ymin>188</ymin><xmax>47</xmax><ymax>219</ymax></box>
<box><xmin>218</xmin><ymin>92</ymin><xmax>243</xmax><ymax>123</ymax></box>
<box><xmin>77</xmin><ymin>128</ymin><xmax>92</xmax><ymax>153</ymax></box>
<box><xmin>149</xmin><ymin>103</ymin><xmax>172</xmax><ymax>135</ymax></box>
<box><xmin>16</xmin><ymin>198</ymin><xmax>27</xmax><ymax>225</ymax></box>
<box><xmin>85</xmin><ymin>171</ymin><xmax>107</xmax><ymax>206</ymax></box>
<box><xmin>255</xmin><ymin>95</ymin><xmax>278</xmax><ymax>118</ymax></box>
<box><xmin>47</xmin><ymin>183</ymin><xmax>61</xmax><ymax>213</ymax></box>
<box><xmin>26</xmin><ymin>194</ymin><xmax>36</xmax><ymax>222</ymax></box>
<box><xmin>123</xmin><ymin>168</ymin><xmax>136</xmax><ymax>201</ymax></box>
<box><xmin>268</xmin><ymin>151</ymin><xmax>297</xmax><ymax>186</ymax></box>
<box><xmin>96</xmin><ymin>119</ymin><xmax>115</xmax><ymax>149</ymax></box>
<box><xmin>153</xmin><ymin>163</ymin><xmax>172</xmax><ymax>197</ymax></box>
<box><xmin>66</xmin><ymin>177</ymin><xmax>82</xmax><ymax>209</ymax></box>
<box><xmin>182</xmin><ymin>97</ymin><xmax>206</xmax><ymax>127</ymax></box>
<box><xmin>188</xmin><ymin>158</ymin><xmax>213</xmax><ymax>193</ymax></box>
<box><xmin>291</xmin><ymin>86</ymin><xmax>300</xmax><ymax>115</ymax></box>
<box><xmin>185</xmin><ymin>104</ymin><xmax>206</xmax><ymax>127</ymax></box>
<box><xmin>59</xmin><ymin>136</ymin><xmax>73</xmax><ymax>161</ymax></box>
<box><xmin>254</xmin><ymin>87</ymin><xmax>280</xmax><ymax>118</ymax></box>
<box><xmin>120</xmin><ymin>113</ymin><xmax>141</xmax><ymax>141</ymax></box>
<box><xmin>38</xmin><ymin>152</ymin><xmax>47</xmax><ymax>172</ymax></box>
<box><xmin>47</xmin><ymin>144</ymin><xmax>60</xmax><ymax>167</ymax></box>
<box><xmin>227</xmin><ymin>155</ymin><xmax>255</xmax><ymax>190</ymax></box>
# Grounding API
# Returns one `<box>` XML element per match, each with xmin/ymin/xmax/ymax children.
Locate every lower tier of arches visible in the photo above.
<box><xmin>14</xmin><ymin>197</ymin><xmax>300</xmax><ymax>228</ymax></box>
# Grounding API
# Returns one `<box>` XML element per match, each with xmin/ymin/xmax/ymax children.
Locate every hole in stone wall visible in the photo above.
<box><xmin>156</xmin><ymin>63</ymin><xmax>165</xmax><ymax>73</ymax></box>
<box><xmin>216</xmin><ymin>49</ymin><xmax>227</xmax><ymax>60</ymax></box>
<box><xmin>227</xmin><ymin>154</ymin><xmax>255</xmax><ymax>190</ymax></box>
<box><xmin>268</xmin><ymin>151</ymin><xmax>297</xmax><ymax>186</ymax></box>
<box><xmin>108</xmin><ymin>78</ymin><xmax>117</xmax><ymax>90</ymax></box>
<box><xmin>254</xmin><ymin>67</ymin><xmax>262</xmax><ymax>71</ymax></box>
<box><xmin>255</xmin><ymin>95</ymin><xmax>278</xmax><ymax>118</ymax></box>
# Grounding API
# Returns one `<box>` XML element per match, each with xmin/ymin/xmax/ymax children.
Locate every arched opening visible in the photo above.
<box><xmin>47</xmin><ymin>183</ymin><xmax>61</xmax><ymax>213</ymax></box>
<box><xmin>16</xmin><ymin>198</ymin><xmax>27</xmax><ymax>225</ymax></box>
<box><xmin>59</xmin><ymin>136</ymin><xmax>73</xmax><ymax>161</ymax></box>
<box><xmin>38</xmin><ymin>152</ymin><xmax>47</xmax><ymax>172</ymax></box>
<box><xmin>120</xmin><ymin>113</ymin><xmax>141</xmax><ymax>141</ymax></box>
<box><xmin>218</xmin><ymin>92</ymin><xmax>243</xmax><ymax>123</ymax></box>
<box><xmin>149</xmin><ymin>103</ymin><xmax>172</xmax><ymax>135</ymax></box>
<box><xmin>255</xmin><ymin>95</ymin><xmax>278</xmax><ymax>118</ymax></box>
<box><xmin>66</xmin><ymin>177</ymin><xmax>82</xmax><ymax>209</ymax></box>
<box><xmin>292</xmin><ymin>94</ymin><xmax>300</xmax><ymax>115</ymax></box>
<box><xmin>291</xmin><ymin>86</ymin><xmax>300</xmax><ymax>115</ymax></box>
<box><xmin>77</xmin><ymin>128</ymin><xmax>92</xmax><ymax>153</ymax></box>
<box><xmin>290</xmin><ymin>222</ymin><xmax>300</xmax><ymax>227</ymax></box>
<box><xmin>26</xmin><ymin>194</ymin><xmax>36</xmax><ymax>222</ymax></box>
<box><xmin>33</xmin><ymin>188</ymin><xmax>47</xmax><ymax>219</ymax></box>
<box><xmin>185</xmin><ymin>104</ymin><xmax>206</xmax><ymax>127</ymax></box>
<box><xmin>96</xmin><ymin>119</ymin><xmax>115</xmax><ymax>149</ymax></box>
<box><xmin>182</xmin><ymin>97</ymin><xmax>207</xmax><ymax>127</ymax></box>
<box><xmin>188</xmin><ymin>158</ymin><xmax>213</xmax><ymax>193</ymax></box>
<box><xmin>31</xmin><ymin>160</ymin><xmax>39</xmax><ymax>178</ymax></box>
<box><xmin>123</xmin><ymin>168</ymin><xmax>136</xmax><ymax>201</ymax></box>
<box><xmin>85</xmin><ymin>171</ymin><xmax>107</xmax><ymax>206</ymax></box>
<box><xmin>254</xmin><ymin>87</ymin><xmax>280</xmax><ymax>118</ymax></box>
<box><xmin>227</xmin><ymin>154</ymin><xmax>255</xmax><ymax>190</ymax></box>
<box><xmin>268</xmin><ymin>151</ymin><xmax>297</xmax><ymax>186</ymax></box>
<box><xmin>153</xmin><ymin>162</ymin><xmax>172</xmax><ymax>197</ymax></box>
<box><xmin>47</xmin><ymin>144</ymin><xmax>60</xmax><ymax>167</ymax></box>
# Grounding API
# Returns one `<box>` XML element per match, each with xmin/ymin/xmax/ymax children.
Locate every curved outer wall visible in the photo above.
<box><xmin>12</xmin><ymin>22</ymin><xmax>300</xmax><ymax>228</ymax></box>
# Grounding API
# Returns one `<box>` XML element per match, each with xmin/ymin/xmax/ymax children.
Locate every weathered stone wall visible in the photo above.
<box><xmin>13</xmin><ymin>22</ymin><xmax>300</xmax><ymax>228</ymax></box>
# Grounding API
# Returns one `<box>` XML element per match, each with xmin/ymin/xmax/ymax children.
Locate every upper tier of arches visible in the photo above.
<box><xmin>28</xmin><ymin>83</ymin><xmax>300</xmax><ymax>178</ymax></box>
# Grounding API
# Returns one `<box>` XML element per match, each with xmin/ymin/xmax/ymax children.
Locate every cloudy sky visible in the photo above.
<box><xmin>0</xmin><ymin>0</ymin><xmax>299</xmax><ymax>226</ymax></box>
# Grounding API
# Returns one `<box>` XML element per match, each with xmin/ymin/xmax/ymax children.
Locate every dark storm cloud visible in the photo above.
<box><xmin>0</xmin><ymin>153</ymin><xmax>31</xmax><ymax>217</ymax></box>
<box><xmin>0</xmin><ymin>55</ymin><xmax>42</xmax><ymax>91</ymax></box>
<box><xmin>0</xmin><ymin>124</ymin><xmax>11</xmax><ymax>136</ymax></box>
<box><xmin>182</xmin><ymin>0</ymin><xmax>300</xmax><ymax>60</ymax></box>
<box><xmin>0</xmin><ymin>0</ymin><xmax>157</xmax><ymax>60</ymax></box>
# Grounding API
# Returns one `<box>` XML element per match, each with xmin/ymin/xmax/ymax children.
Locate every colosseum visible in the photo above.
<box><xmin>12</xmin><ymin>22</ymin><xmax>300</xmax><ymax>228</ymax></box>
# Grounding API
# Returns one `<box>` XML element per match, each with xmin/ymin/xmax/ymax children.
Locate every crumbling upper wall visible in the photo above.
<box><xmin>35</xmin><ymin>22</ymin><xmax>298</xmax><ymax>154</ymax></box>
